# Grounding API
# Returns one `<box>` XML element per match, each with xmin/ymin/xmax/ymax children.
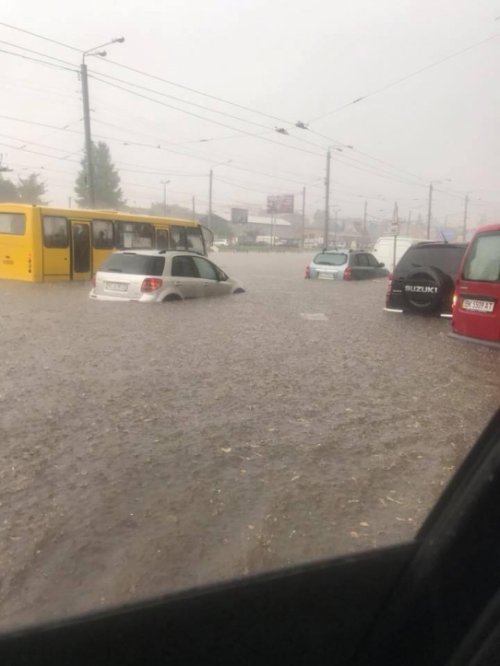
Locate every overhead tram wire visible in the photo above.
<box><xmin>0</xmin><ymin>47</ymin><xmax>77</xmax><ymax>73</ymax></box>
<box><xmin>88</xmin><ymin>72</ymin><xmax>457</xmax><ymax>189</ymax></box>
<box><xmin>0</xmin><ymin>22</ymin><xmax>297</xmax><ymax>126</ymax></box>
<box><xmin>0</xmin><ymin>21</ymin><xmax>81</xmax><ymax>52</ymax></box>
<box><xmin>87</xmin><ymin>73</ymin><xmax>324</xmax><ymax>158</ymax></box>
<box><xmin>3</xmin><ymin>21</ymin><xmax>498</xmax><ymax>198</ymax></box>
<box><xmin>308</xmin><ymin>32</ymin><xmax>500</xmax><ymax>123</ymax></box>
<box><xmin>86</xmin><ymin>68</ymin><xmax>343</xmax><ymax>154</ymax></box>
<box><xmin>0</xmin><ymin>49</ymin><xmax>460</xmax><ymax>197</ymax></box>
<box><xmin>0</xmin><ymin>39</ymin><xmax>77</xmax><ymax>68</ymax></box>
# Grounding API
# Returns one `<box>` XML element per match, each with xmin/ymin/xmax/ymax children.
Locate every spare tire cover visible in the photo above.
<box><xmin>402</xmin><ymin>267</ymin><xmax>450</xmax><ymax>313</ymax></box>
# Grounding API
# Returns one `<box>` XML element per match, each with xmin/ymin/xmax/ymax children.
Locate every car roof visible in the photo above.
<box><xmin>316</xmin><ymin>249</ymin><xmax>364</xmax><ymax>254</ymax></box>
<box><xmin>113</xmin><ymin>250</ymin><xmax>202</xmax><ymax>257</ymax></box>
<box><xmin>409</xmin><ymin>241</ymin><xmax>468</xmax><ymax>249</ymax></box>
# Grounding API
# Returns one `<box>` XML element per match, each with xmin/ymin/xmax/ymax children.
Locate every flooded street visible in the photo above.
<box><xmin>1</xmin><ymin>251</ymin><xmax>499</xmax><ymax>630</ymax></box>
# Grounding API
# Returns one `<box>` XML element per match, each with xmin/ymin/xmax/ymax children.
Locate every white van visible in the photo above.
<box><xmin>372</xmin><ymin>236</ymin><xmax>427</xmax><ymax>272</ymax></box>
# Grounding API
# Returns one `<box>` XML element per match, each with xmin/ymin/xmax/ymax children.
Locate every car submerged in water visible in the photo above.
<box><xmin>305</xmin><ymin>250</ymin><xmax>389</xmax><ymax>281</ymax></box>
<box><xmin>89</xmin><ymin>250</ymin><xmax>244</xmax><ymax>302</ymax></box>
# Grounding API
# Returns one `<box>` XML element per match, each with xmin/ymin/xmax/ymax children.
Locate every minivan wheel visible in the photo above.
<box><xmin>163</xmin><ymin>294</ymin><xmax>182</xmax><ymax>302</ymax></box>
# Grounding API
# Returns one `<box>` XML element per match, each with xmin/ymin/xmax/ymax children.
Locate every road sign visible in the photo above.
<box><xmin>267</xmin><ymin>194</ymin><xmax>294</xmax><ymax>214</ymax></box>
<box><xmin>231</xmin><ymin>208</ymin><xmax>248</xmax><ymax>224</ymax></box>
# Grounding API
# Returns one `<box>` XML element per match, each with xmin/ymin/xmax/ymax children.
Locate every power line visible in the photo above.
<box><xmin>309</xmin><ymin>33</ymin><xmax>500</xmax><ymax>122</ymax></box>
<box><xmin>0</xmin><ymin>47</ymin><xmax>77</xmax><ymax>73</ymax></box>
<box><xmin>0</xmin><ymin>21</ymin><xmax>81</xmax><ymax>52</ymax></box>
<box><xmin>0</xmin><ymin>39</ymin><xmax>76</xmax><ymax>67</ymax></box>
<box><xmin>88</xmin><ymin>73</ymin><xmax>323</xmax><ymax>158</ymax></box>
<box><xmin>0</xmin><ymin>141</ymin><xmax>81</xmax><ymax>163</ymax></box>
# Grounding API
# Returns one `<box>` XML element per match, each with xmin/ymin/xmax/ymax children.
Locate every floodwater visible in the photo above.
<box><xmin>0</xmin><ymin>251</ymin><xmax>498</xmax><ymax>630</ymax></box>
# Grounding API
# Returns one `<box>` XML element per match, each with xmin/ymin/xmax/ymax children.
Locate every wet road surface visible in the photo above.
<box><xmin>0</xmin><ymin>251</ymin><xmax>498</xmax><ymax>629</ymax></box>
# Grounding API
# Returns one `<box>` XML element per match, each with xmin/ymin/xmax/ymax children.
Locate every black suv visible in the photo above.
<box><xmin>385</xmin><ymin>241</ymin><xmax>468</xmax><ymax>317</ymax></box>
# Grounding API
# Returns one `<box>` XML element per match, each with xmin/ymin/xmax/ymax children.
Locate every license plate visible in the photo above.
<box><xmin>319</xmin><ymin>272</ymin><xmax>336</xmax><ymax>279</ymax></box>
<box><xmin>462</xmin><ymin>299</ymin><xmax>495</xmax><ymax>313</ymax></box>
<box><xmin>106</xmin><ymin>281</ymin><xmax>128</xmax><ymax>292</ymax></box>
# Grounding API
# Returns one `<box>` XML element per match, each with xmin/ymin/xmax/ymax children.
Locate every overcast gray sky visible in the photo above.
<box><xmin>1</xmin><ymin>0</ymin><xmax>499</xmax><ymax>227</ymax></box>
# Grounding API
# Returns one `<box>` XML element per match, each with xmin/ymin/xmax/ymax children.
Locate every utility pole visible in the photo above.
<box><xmin>208</xmin><ymin>169</ymin><xmax>213</xmax><ymax>229</ymax></box>
<box><xmin>192</xmin><ymin>196</ymin><xmax>196</xmax><ymax>221</ymax></box>
<box><xmin>362</xmin><ymin>199</ymin><xmax>367</xmax><ymax>246</ymax></box>
<box><xmin>80</xmin><ymin>61</ymin><xmax>95</xmax><ymax>208</ymax></box>
<box><xmin>333</xmin><ymin>208</ymin><xmax>339</xmax><ymax>247</ymax></box>
<box><xmin>323</xmin><ymin>149</ymin><xmax>331</xmax><ymax>249</ymax></box>
<box><xmin>426</xmin><ymin>182</ymin><xmax>434</xmax><ymax>240</ymax></box>
<box><xmin>301</xmin><ymin>186</ymin><xmax>306</xmax><ymax>250</ymax></box>
<box><xmin>463</xmin><ymin>194</ymin><xmax>469</xmax><ymax>241</ymax></box>
<box><xmin>161</xmin><ymin>179</ymin><xmax>170</xmax><ymax>216</ymax></box>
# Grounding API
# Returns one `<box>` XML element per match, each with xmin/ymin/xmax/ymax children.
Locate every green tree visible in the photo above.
<box><xmin>0</xmin><ymin>174</ymin><xmax>19</xmax><ymax>202</ymax></box>
<box><xmin>17</xmin><ymin>173</ymin><xmax>47</xmax><ymax>204</ymax></box>
<box><xmin>75</xmin><ymin>141</ymin><xmax>125</xmax><ymax>209</ymax></box>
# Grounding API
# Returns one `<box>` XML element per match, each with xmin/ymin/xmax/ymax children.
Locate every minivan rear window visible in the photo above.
<box><xmin>313</xmin><ymin>252</ymin><xmax>347</xmax><ymax>266</ymax></box>
<box><xmin>395</xmin><ymin>245</ymin><xmax>466</xmax><ymax>277</ymax></box>
<box><xmin>100</xmin><ymin>254</ymin><xmax>165</xmax><ymax>276</ymax></box>
<box><xmin>463</xmin><ymin>232</ymin><xmax>500</xmax><ymax>282</ymax></box>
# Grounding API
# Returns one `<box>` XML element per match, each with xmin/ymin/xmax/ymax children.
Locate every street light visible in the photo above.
<box><xmin>161</xmin><ymin>180</ymin><xmax>171</xmax><ymax>216</ymax></box>
<box><xmin>426</xmin><ymin>179</ymin><xmax>451</xmax><ymax>240</ymax></box>
<box><xmin>81</xmin><ymin>37</ymin><xmax>125</xmax><ymax>208</ymax></box>
<box><xmin>208</xmin><ymin>160</ymin><xmax>232</xmax><ymax>228</ymax></box>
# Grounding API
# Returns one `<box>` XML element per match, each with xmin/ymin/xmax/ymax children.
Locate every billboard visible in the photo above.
<box><xmin>231</xmin><ymin>207</ymin><xmax>248</xmax><ymax>224</ymax></box>
<box><xmin>267</xmin><ymin>194</ymin><xmax>294</xmax><ymax>214</ymax></box>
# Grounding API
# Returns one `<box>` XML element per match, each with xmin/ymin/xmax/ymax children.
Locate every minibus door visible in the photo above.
<box><xmin>71</xmin><ymin>221</ymin><xmax>91</xmax><ymax>280</ymax></box>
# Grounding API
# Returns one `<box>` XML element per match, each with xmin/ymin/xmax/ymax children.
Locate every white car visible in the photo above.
<box><xmin>89</xmin><ymin>250</ymin><xmax>244</xmax><ymax>302</ymax></box>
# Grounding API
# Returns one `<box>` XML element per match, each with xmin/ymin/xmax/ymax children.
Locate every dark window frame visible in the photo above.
<box><xmin>42</xmin><ymin>215</ymin><xmax>69</xmax><ymax>249</ymax></box>
<box><xmin>92</xmin><ymin>219</ymin><xmax>115</xmax><ymax>249</ymax></box>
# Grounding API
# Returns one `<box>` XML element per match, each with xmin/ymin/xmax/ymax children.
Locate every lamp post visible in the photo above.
<box><xmin>161</xmin><ymin>179</ymin><xmax>170</xmax><ymax>215</ymax></box>
<box><xmin>81</xmin><ymin>37</ymin><xmax>125</xmax><ymax>208</ymax></box>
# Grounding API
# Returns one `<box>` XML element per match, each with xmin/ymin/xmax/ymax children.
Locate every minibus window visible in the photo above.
<box><xmin>0</xmin><ymin>212</ymin><xmax>25</xmax><ymax>235</ymax></box>
<box><xmin>92</xmin><ymin>220</ymin><xmax>114</xmax><ymax>249</ymax></box>
<box><xmin>170</xmin><ymin>225</ymin><xmax>187</xmax><ymax>250</ymax></box>
<box><xmin>42</xmin><ymin>216</ymin><xmax>68</xmax><ymax>248</ymax></box>
<box><xmin>115</xmin><ymin>221</ymin><xmax>154</xmax><ymax>249</ymax></box>
<box><xmin>186</xmin><ymin>226</ymin><xmax>204</xmax><ymax>254</ymax></box>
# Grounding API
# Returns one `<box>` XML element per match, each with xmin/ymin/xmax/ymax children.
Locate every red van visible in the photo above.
<box><xmin>451</xmin><ymin>223</ymin><xmax>500</xmax><ymax>347</ymax></box>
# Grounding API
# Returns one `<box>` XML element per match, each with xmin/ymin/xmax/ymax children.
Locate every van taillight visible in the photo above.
<box><xmin>141</xmin><ymin>277</ymin><xmax>163</xmax><ymax>292</ymax></box>
<box><xmin>343</xmin><ymin>267</ymin><xmax>352</xmax><ymax>281</ymax></box>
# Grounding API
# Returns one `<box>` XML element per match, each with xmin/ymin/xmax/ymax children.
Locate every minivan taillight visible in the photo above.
<box><xmin>343</xmin><ymin>266</ymin><xmax>352</xmax><ymax>280</ymax></box>
<box><xmin>141</xmin><ymin>277</ymin><xmax>163</xmax><ymax>292</ymax></box>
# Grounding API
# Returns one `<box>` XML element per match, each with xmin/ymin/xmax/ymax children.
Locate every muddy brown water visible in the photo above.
<box><xmin>0</xmin><ymin>251</ymin><xmax>498</xmax><ymax>629</ymax></box>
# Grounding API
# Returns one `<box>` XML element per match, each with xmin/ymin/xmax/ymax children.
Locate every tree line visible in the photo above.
<box><xmin>0</xmin><ymin>141</ymin><xmax>125</xmax><ymax>209</ymax></box>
